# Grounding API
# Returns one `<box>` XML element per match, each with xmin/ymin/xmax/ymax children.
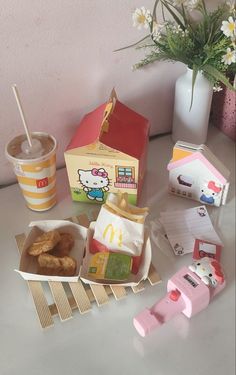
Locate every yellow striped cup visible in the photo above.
<box><xmin>5</xmin><ymin>132</ymin><xmax>57</xmax><ymax>211</ymax></box>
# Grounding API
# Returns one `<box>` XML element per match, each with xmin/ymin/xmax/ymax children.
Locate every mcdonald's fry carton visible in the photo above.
<box><xmin>64</xmin><ymin>90</ymin><xmax>150</xmax><ymax>205</ymax></box>
<box><xmin>93</xmin><ymin>204</ymin><xmax>146</xmax><ymax>256</ymax></box>
<box><xmin>80</xmin><ymin>222</ymin><xmax>152</xmax><ymax>286</ymax></box>
<box><xmin>80</xmin><ymin>193</ymin><xmax>150</xmax><ymax>284</ymax></box>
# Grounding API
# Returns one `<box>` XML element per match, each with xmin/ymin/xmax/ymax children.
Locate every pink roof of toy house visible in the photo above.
<box><xmin>66</xmin><ymin>100</ymin><xmax>150</xmax><ymax>160</ymax></box>
<box><xmin>167</xmin><ymin>151</ymin><xmax>229</xmax><ymax>184</ymax></box>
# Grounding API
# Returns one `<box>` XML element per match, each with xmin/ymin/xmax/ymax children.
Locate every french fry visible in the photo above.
<box><xmin>103</xmin><ymin>192</ymin><xmax>149</xmax><ymax>224</ymax></box>
<box><xmin>129</xmin><ymin>205</ymin><xmax>149</xmax><ymax>215</ymax></box>
<box><xmin>103</xmin><ymin>203</ymin><xmax>119</xmax><ymax>216</ymax></box>
<box><xmin>117</xmin><ymin>192</ymin><xmax>128</xmax><ymax>209</ymax></box>
<box><xmin>117</xmin><ymin>192</ymin><xmax>148</xmax><ymax>215</ymax></box>
<box><xmin>105</xmin><ymin>201</ymin><xmax>146</xmax><ymax>223</ymax></box>
<box><xmin>119</xmin><ymin>197</ymin><xmax>128</xmax><ymax>210</ymax></box>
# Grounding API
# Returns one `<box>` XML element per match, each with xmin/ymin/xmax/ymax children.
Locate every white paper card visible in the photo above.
<box><xmin>160</xmin><ymin>206</ymin><xmax>223</xmax><ymax>255</ymax></box>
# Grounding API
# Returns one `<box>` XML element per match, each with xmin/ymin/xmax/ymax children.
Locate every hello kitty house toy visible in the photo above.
<box><xmin>64</xmin><ymin>89</ymin><xmax>149</xmax><ymax>205</ymax></box>
<box><xmin>133</xmin><ymin>257</ymin><xmax>225</xmax><ymax>337</ymax></box>
<box><xmin>167</xmin><ymin>141</ymin><xmax>230</xmax><ymax>207</ymax></box>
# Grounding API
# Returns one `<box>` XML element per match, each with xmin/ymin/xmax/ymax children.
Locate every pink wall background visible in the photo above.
<box><xmin>0</xmin><ymin>0</ymin><xmax>222</xmax><ymax>185</ymax></box>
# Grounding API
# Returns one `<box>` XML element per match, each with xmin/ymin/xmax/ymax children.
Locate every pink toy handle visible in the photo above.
<box><xmin>150</xmin><ymin>290</ymin><xmax>185</xmax><ymax>321</ymax></box>
<box><xmin>133</xmin><ymin>290</ymin><xmax>185</xmax><ymax>337</ymax></box>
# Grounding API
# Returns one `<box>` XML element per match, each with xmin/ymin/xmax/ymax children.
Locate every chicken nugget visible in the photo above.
<box><xmin>51</xmin><ymin>233</ymin><xmax>74</xmax><ymax>257</ymax></box>
<box><xmin>59</xmin><ymin>256</ymin><xmax>77</xmax><ymax>276</ymax></box>
<box><xmin>28</xmin><ymin>230</ymin><xmax>61</xmax><ymax>256</ymax></box>
<box><xmin>37</xmin><ymin>253</ymin><xmax>62</xmax><ymax>275</ymax></box>
<box><xmin>38</xmin><ymin>253</ymin><xmax>77</xmax><ymax>276</ymax></box>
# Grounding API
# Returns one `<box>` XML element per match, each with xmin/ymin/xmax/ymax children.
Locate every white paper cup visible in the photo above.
<box><xmin>5</xmin><ymin>132</ymin><xmax>57</xmax><ymax>211</ymax></box>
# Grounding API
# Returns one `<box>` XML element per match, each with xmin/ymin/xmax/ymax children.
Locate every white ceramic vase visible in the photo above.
<box><xmin>172</xmin><ymin>67</ymin><xmax>213</xmax><ymax>144</ymax></box>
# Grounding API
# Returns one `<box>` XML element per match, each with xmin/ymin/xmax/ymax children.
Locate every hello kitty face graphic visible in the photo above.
<box><xmin>174</xmin><ymin>243</ymin><xmax>184</xmax><ymax>255</ymax></box>
<box><xmin>200</xmin><ymin>181</ymin><xmax>222</xmax><ymax>205</ymax></box>
<box><xmin>189</xmin><ymin>257</ymin><xmax>224</xmax><ymax>288</ymax></box>
<box><xmin>197</xmin><ymin>207</ymin><xmax>207</xmax><ymax>217</ymax></box>
<box><xmin>78</xmin><ymin>168</ymin><xmax>109</xmax><ymax>202</ymax></box>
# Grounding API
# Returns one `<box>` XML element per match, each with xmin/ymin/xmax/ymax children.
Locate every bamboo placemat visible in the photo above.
<box><xmin>15</xmin><ymin>212</ymin><xmax>161</xmax><ymax>329</ymax></box>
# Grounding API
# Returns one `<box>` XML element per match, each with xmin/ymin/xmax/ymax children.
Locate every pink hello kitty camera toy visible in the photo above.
<box><xmin>133</xmin><ymin>257</ymin><xmax>225</xmax><ymax>337</ymax></box>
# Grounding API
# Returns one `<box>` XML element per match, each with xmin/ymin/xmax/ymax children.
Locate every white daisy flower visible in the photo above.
<box><xmin>171</xmin><ymin>25</ymin><xmax>182</xmax><ymax>34</ymax></box>
<box><xmin>152</xmin><ymin>21</ymin><xmax>164</xmax><ymax>42</ymax></box>
<box><xmin>187</xmin><ymin>0</ymin><xmax>200</xmax><ymax>11</ymax></box>
<box><xmin>221</xmin><ymin>16</ymin><xmax>236</xmax><ymax>38</ymax></box>
<box><xmin>226</xmin><ymin>1</ymin><xmax>235</xmax><ymax>15</ymax></box>
<box><xmin>231</xmin><ymin>39</ymin><xmax>236</xmax><ymax>48</ymax></box>
<box><xmin>221</xmin><ymin>47</ymin><xmax>236</xmax><ymax>65</ymax></box>
<box><xmin>213</xmin><ymin>85</ymin><xmax>223</xmax><ymax>92</ymax></box>
<box><xmin>132</xmin><ymin>7</ymin><xmax>152</xmax><ymax>30</ymax></box>
<box><xmin>152</xmin><ymin>31</ymin><xmax>161</xmax><ymax>42</ymax></box>
<box><xmin>173</xmin><ymin>0</ymin><xmax>187</xmax><ymax>6</ymax></box>
<box><xmin>172</xmin><ymin>0</ymin><xmax>199</xmax><ymax>11</ymax></box>
<box><xmin>153</xmin><ymin>46</ymin><xmax>160</xmax><ymax>53</ymax></box>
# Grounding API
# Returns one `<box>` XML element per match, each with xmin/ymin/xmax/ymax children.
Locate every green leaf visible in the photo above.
<box><xmin>114</xmin><ymin>35</ymin><xmax>150</xmax><ymax>52</ymax></box>
<box><xmin>190</xmin><ymin>65</ymin><xmax>198</xmax><ymax>111</ymax></box>
<box><xmin>181</xmin><ymin>4</ymin><xmax>187</xmax><ymax>27</ymax></box>
<box><xmin>161</xmin><ymin>2</ymin><xmax>166</xmax><ymax>22</ymax></box>
<box><xmin>203</xmin><ymin>65</ymin><xmax>236</xmax><ymax>90</ymax></box>
<box><xmin>200</xmin><ymin>0</ymin><xmax>207</xmax><ymax>15</ymax></box>
<box><xmin>206</xmin><ymin>23</ymin><xmax>214</xmax><ymax>45</ymax></box>
<box><xmin>151</xmin><ymin>0</ymin><xmax>161</xmax><ymax>35</ymax></box>
<box><xmin>161</xmin><ymin>1</ymin><xmax>185</xmax><ymax>30</ymax></box>
<box><xmin>152</xmin><ymin>0</ymin><xmax>160</xmax><ymax>22</ymax></box>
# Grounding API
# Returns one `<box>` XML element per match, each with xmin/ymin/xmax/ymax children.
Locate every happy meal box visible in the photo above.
<box><xmin>64</xmin><ymin>90</ymin><xmax>150</xmax><ymax>205</ymax></box>
<box><xmin>167</xmin><ymin>141</ymin><xmax>230</xmax><ymax>207</ymax></box>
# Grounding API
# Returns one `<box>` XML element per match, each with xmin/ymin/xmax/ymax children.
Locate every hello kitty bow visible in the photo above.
<box><xmin>208</xmin><ymin>181</ymin><xmax>222</xmax><ymax>193</ymax></box>
<box><xmin>91</xmin><ymin>168</ymin><xmax>108</xmax><ymax>178</ymax></box>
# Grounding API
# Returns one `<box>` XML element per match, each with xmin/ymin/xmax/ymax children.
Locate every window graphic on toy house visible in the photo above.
<box><xmin>170</xmin><ymin>174</ymin><xmax>194</xmax><ymax>198</ymax></box>
<box><xmin>114</xmin><ymin>166</ymin><xmax>137</xmax><ymax>189</ymax></box>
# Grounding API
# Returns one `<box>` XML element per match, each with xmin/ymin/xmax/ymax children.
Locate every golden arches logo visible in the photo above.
<box><xmin>103</xmin><ymin>224</ymin><xmax>123</xmax><ymax>247</ymax></box>
<box><xmin>36</xmin><ymin>177</ymin><xmax>49</xmax><ymax>188</ymax></box>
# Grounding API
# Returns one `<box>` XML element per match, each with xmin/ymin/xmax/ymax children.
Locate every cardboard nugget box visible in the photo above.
<box><xmin>64</xmin><ymin>90</ymin><xmax>150</xmax><ymax>205</ymax></box>
<box><xmin>15</xmin><ymin>220</ymin><xmax>88</xmax><ymax>282</ymax></box>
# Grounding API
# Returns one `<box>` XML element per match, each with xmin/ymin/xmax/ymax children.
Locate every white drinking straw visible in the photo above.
<box><xmin>12</xmin><ymin>84</ymin><xmax>33</xmax><ymax>148</ymax></box>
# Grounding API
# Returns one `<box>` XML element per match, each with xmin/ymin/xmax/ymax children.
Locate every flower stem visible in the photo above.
<box><xmin>200</xmin><ymin>0</ymin><xmax>208</xmax><ymax>16</ymax></box>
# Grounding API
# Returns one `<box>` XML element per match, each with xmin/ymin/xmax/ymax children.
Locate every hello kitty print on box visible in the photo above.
<box><xmin>78</xmin><ymin>168</ymin><xmax>109</xmax><ymax>202</ymax></box>
<box><xmin>167</xmin><ymin>141</ymin><xmax>230</xmax><ymax>207</ymax></box>
<box><xmin>64</xmin><ymin>90</ymin><xmax>149</xmax><ymax>204</ymax></box>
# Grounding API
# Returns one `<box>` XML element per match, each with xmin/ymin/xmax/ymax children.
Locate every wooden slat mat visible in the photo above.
<box><xmin>15</xmin><ymin>213</ymin><xmax>161</xmax><ymax>329</ymax></box>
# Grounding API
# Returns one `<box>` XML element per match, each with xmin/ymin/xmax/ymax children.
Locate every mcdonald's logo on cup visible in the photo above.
<box><xmin>36</xmin><ymin>177</ymin><xmax>49</xmax><ymax>188</ymax></box>
<box><xmin>103</xmin><ymin>224</ymin><xmax>123</xmax><ymax>247</ymax></box>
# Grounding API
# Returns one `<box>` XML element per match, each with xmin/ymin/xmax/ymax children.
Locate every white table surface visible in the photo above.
<box><xmin>0</xmin><ymin>126</ymin><xmax>235</xmax><ymax>375</ymax></box>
